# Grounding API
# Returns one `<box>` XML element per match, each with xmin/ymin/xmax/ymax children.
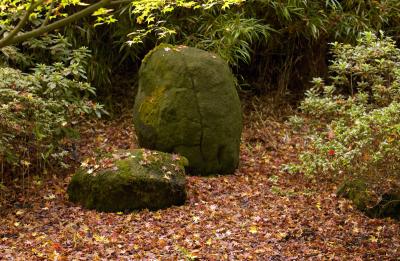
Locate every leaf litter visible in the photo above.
<box><xmin>0</xmin><ymin>107</ymin><xmax>399</xmax><ymax>260</ymax></box>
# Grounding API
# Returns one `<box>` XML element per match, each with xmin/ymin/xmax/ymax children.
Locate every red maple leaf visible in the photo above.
<box><xmin>52</xmin><ymin>242</ymin><xmax>62</xmax><ymax>251</ymax></box>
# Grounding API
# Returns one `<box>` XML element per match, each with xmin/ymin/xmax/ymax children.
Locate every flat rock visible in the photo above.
<box><xmin>67</xmin><ymin>149</ymin><xmax>187</xmax><ymax>212</ymax></box>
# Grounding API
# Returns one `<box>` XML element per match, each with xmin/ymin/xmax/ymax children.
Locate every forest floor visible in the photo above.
<box><xmin>0</xmin><ymin>98</ymin><xmax>399</xmax><ymax>260</ymax></box>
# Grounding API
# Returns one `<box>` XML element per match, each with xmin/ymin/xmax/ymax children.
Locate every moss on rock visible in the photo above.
<box><xmin>133</xmin><ymin>44</ymin><xmax>242</xmax><ymax>175</ymax></box>
<box><xmin>337</xmin><ymin>179</ymin><xmax>400</xmax><ymax>219</ymax></box>
<box><xmin>67</xmin><ymin>149</ymin><xmax>187</xmax><ymax>212</ymax></box>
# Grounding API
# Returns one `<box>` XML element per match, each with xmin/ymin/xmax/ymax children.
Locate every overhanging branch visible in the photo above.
<box><xmin>0</xmin><ymin>0</ymin><xmax>124</xmax><ymax>49</ymax></box>
<box><xmin>0</xmin><ymin>0</ymin><xmax>44</xmax><ymax>48</ymax></box>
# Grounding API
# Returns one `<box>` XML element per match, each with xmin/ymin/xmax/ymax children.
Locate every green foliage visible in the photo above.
<box><xmin>328</xmin><ymin>31</ymin><xmax>400</xmax><ymax>107</ymax></box>
<box><xmin>177</xmin><ymin>12</ymin><xmax>273</xmax><ymax>67</ymax></box>
<box><xmin>0</xmin><ymin>67</ymin><xmax>63</xmax><ymax>170</ymax></box>
<box><xmin>0</xmin><ymin>0</ymin><xmax>116</xmax><ymax>49</ymax></box>
<box><xmin>127</xmin><ymin>0</ymin><xmax>262</xmax><ymax>68</ymax></box>
<box><xmin>55</xmin><ymin>0</ymin><xmax>251</xmax><ymax>107</ymax></box>
<box><xmin>128</xmin><ymin>0</ymin><xmax>243</xmax><ymax>29</ymax></box>
<box><xmin>2</xmin><ymin>0</ymin><xmax>400</xmax><ymax>97</ymax></box>
<box><xmin>0</xmin><ymin>42</ymin><xmax>105</xmax><ymax>178</ymax></box>
<box><xmin>329</xmin><ymin>0</ymin><xmax>400</xmax><ymax>41</ymax></box>
<box><xmin>285</xmin><ymin>32</ymin><xmax>400</xmax><ymax>206</ymax></box>
<box><xmin>61</xmin><ymin>9</ymin><xmax>145</xmax><ymax>101</ymax></box>
<box><xmin>243</xmin><ymin>0</ymin><xmax>400</xmax><ymax>93</ymax></box>
<box><xmin>125</xmin><ymin>1</ymin><xmax>270</xmax><ymax>68</ymax></box>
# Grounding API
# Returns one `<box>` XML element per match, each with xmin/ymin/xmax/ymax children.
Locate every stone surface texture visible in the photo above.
<box><xmin>133</xmin><ymin>44</ymin><xmax>242</xmax><ymax>175</ymax></box>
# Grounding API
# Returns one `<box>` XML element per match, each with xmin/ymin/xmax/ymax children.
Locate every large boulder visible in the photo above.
<box><xmin>133</xmin><ymin>44</ymin><xmax>242</xmax><ymax>175</ymax></box>
<box><xmin>67</xmin><ymin>149</ymin><xmax>187</xmax><ymax>212</ymax></box>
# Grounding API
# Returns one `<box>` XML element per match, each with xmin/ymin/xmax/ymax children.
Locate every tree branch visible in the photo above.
<box><xmin>108</xmin><ymin>0</ymin><xmax>132</xmax><ymax>6</ymax></box>
<box><xmin>0</xmin><ymin>0</ymin><xmax>43</xmax><ymax>48</ymax></box>
<box><xmin>41</xmin><ymin>0</ymin><xmax>56</xmax><ymax>28</ymax></box>
<box><xmin>0</xmin><ymin>0</ymin><xmax>116</xmax><ymax>49</ymax></box>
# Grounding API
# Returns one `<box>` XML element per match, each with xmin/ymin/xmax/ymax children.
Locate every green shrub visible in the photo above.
<box><xmin>0</xmin><ymin>45</ymin><xmax>105</xmax><ymax>180</ymax></box>
<box><xmin>50</xmin><ymin>0</ymin><xmax>400</xmax><ymax>99</ymax></box>
<box><xmin>171</xmin><ymin>11</ymin><xmax>273</xmax><ymax>67</ymax></box>
<box><xmin>285</xmin><ymin>32</ymin><xmax>400</xmax><ymax>208</ymax></box>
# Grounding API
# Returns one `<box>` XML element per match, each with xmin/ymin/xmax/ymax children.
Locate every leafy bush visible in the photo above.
<box><xmin>285</xmin><ymin>32</ymin><xmax>400</xmax><ymax>205</ymax></box>
<box><xmin>3</xmin><ymin>0</ymin><xmax>399</xmax><ymax>98</ymax></box>
<box><xmin>243</xmin><ymin>0</ymin><xmax>400</xmax><ymax>94</ymax></box>
<box><xmin>0</xmin><ymin>45</ymin><xmax>105</xmax><ymax>180</ymax></box>
<box><xmin>127</xmin><ymin>0</ymin><xmax>400</xmax><ymax>94</ymax></box>
<box><xmin>39</xmin><ymin>0</ymin><xmax>399</xmax><ymax>100</ymax></box>
<box><xmin>175</xmin><ymin>11</ymin><xmax>273</xmax><ymax>68</ymax></box>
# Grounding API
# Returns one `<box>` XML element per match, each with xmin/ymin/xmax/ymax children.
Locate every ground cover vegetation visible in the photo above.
<box><xmin>0</xmin><ymin>0</ymin><xmax>399</xmax><ymax>259</ymax></box>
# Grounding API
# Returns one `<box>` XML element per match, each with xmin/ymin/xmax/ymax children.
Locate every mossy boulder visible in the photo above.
<box><xmin>337</xmin><ymin>179</ymin><xmax>400</xmax><ymax>219</ymax></box>
<box><xmin>67</xmin><ymin>149</ymin><xmax>187</xmax><ymax>212</ymax></box>
<box><xmin>133</xmin><ymin>44</ymin><xmax>242</xmax><ymax>175</ymax></box>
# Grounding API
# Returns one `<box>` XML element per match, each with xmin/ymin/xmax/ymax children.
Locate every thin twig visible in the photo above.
<box><xmin>108</xmin><ymin>0</ymin><xmax>132</xmax><ymax>6</ymax></box>
<box><xmin>41</xmin><ymin>0</ymin><xmax>56</xmax><ymax>28</ymax></box>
